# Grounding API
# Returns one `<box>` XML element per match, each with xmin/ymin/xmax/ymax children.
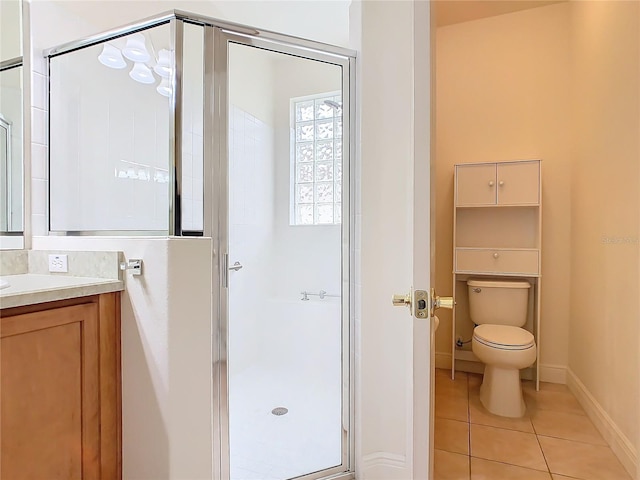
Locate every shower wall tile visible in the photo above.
<box><xmin>31</xmin><ymin>51</ymin><xmax>50</xmax><ymax>234</ymax></box>
<box><xmin>31</xmin><ymin>143</ymin><xmax>47</xmax><ymax>180</ymax></box>
<box><xmin>31</xmin><ymin>107</ymin><xmax>47</xmax><ymax>145</ymax></box>
<box><xmin>32</xmin><ymin>214</ymin><xmax>47</xmax><ymax>237</ymax></box>
<box><xmin>32</xmin><ymin>72</ymin><xmax>47</xmax><ymax>110</ymax></box>
<box><xmin>228</xmin><ymin>104</ymin><xmax>275</xmax><ymax>375</ymax></box>
<box><xmin>31</xmin><ymin>178</ymin><xmax>47</xmax><ymax>216</ymax></box>
<box><xmin>32</xmin><ymin>55</ymin><xmax>46</xmax><ymax>76</ymax></box>
<box><xmin>44</xmin><ymin>41</ymin><xmax>172</xmax><ymax>233</ymax></box>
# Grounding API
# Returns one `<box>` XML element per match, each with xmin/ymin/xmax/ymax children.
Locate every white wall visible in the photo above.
<box><xmin>569</xmin><ymin>1</ymin><xmax>639</xmax><ymax>475</ymax></box>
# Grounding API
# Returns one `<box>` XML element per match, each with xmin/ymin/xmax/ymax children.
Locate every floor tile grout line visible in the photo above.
<box><xmin>532</xmin><ymin>414</ymin><xmax>553</xmax><ymax>474</ymax></box>
<box><xmin>467</xmin><ymin>372</ymin><xmax>471</xmax><ymax>474</ymax></box>
<box><xmin>535</xmin><ymin>433</ymin><xmax>611</xmax><ymax>447</ymax></box>
<box><xmin>468</xmin><ymin>453</ymin><xmax>552</xmax><ymax>474</ymax></box>
<box><xmin>467</xmin><ymin>372</ymin><xmax>471</xmax><ymax>479</ymax></box>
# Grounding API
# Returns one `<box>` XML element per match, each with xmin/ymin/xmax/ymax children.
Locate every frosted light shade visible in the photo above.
<box><xmin>154</xmin><ymin>49</ymin><xmax>171</xmax><ymax>78</ymax></box>
<box><xmin>98</xmin><ymin>44</ymin><xmax>126</xmax><ymax>69</ymax></box>
<box><xmin>122</xmin><ymin>33</ymin><xmax>151</xmax><ymax>63</ymax></box>
<box><xmin>129</xmin><ymin>62</ymin><xmax>156</xmax><ymax>84</ymax></box>
<box><xmin>156</xmin><ymin>76</ymin><xmax>172</xmax><ymax>97</ymax></box>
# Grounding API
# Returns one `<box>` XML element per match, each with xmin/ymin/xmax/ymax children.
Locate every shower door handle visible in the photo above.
<box><xmin>228</xmin><ymin>261</ymin><xmax>243</xmax><ymax>271</ymax></box>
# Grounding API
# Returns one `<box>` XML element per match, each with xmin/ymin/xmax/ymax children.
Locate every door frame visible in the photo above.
<box><xmin>208</xmin><ymin>26</ymin><xmax>357</xmax><ymax>480</ymax></box>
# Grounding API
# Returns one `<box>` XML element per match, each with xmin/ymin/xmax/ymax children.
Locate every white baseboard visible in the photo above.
<box><xmin>538</xmin><ymin>364</ymin><xmax>567</xmax><ymax>384</ymax></box>
<box><xmin>566</xmin><ymin>368</ymin><xmax>638</xmax><ymax>478</ymax></box>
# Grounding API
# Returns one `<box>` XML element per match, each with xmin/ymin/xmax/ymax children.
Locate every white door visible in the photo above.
<box><xmin>357</xmin><ymin>2</ymin><xmax>436</xmax><ymax>479</ymax></box>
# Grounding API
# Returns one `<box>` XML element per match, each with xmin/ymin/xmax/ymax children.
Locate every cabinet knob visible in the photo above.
<box><xmin>493</xmin><ymin>252</ymin><xmax>499</xmax><ymax>259</ymax></box>
<box><xmin>499</xmin><ymin>180</ymin><xmax>505</xmax><ymax>186</ymax></box>
<box><xmin>488</xmin><ymin>181</ymin><xmax>495</xmax><ymax>187</ymax></box>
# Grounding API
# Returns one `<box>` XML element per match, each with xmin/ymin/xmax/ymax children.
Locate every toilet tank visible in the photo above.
<box><xmin>467</xmin><ymin>279</ymin><xmax>531</xmax><ymax>327</ymax></box>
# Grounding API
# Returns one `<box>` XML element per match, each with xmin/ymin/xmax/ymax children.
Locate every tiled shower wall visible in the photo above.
<box><xmin>48</xmin><ymin>37</ymin><xmax>171</xmax><ymax>232</ymax></box>
<box><xmin>228</xmin><ymin>104</ymin><xmax>275</xmax><ymax>375</ymax></box>
<box><xmin>30</xmin><ymin>56</ymin><xmax>48</xmax><ymax>236</ymax></box>
<box><xmin>31</xmin><ymin>25</ymin><xmax>207</xmax><ymax>234</ymax></box>
<box><xmin>180</xmin><ymin>24</ymin><xmax>205</xmax><ymax>232</ymax></box>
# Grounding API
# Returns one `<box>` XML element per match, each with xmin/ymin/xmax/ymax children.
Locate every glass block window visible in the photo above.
<box><xmin>291</xmin><ymin>93</ymin><xmax>342</xmax><ymax>225</ymax></box>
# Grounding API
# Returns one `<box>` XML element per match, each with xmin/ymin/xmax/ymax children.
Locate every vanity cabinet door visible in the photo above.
<box><xmin>1</xmin><ymin>304</ymin><xmax>101</xmax><ymax>479</ymax></box>
<box><xmin>496</xmin><ymin>161</ymin><xmax>540</xmax><ymax>205</ymax></box>
<box><xmin>455</xmin><ymin>163</ymin><xmax>497</xmax><ymax>206</ymax></box>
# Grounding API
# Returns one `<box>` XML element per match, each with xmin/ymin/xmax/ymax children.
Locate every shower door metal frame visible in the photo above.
<box><xmin>209</xmin><ymin>27</ymin><xmax>356</xmax><ymax>480</ymax></box>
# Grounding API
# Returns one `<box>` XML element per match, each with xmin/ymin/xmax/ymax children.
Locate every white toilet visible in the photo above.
<box><xmin>468</xmin><ymin>279</ymin><xmax>536</xmax><ymax>418</ymax></box>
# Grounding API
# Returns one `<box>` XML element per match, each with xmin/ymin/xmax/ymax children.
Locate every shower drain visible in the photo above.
<box><xmin>271</xmin><ymin>407</ymin><xmax>289</xmax><ymax>416</ymax></box>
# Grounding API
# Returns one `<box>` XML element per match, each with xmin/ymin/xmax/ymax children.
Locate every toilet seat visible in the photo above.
<box><xmin>473</xmin><ymin>324</ymin><xmax>535</xmax><ymax>351</ymax></box>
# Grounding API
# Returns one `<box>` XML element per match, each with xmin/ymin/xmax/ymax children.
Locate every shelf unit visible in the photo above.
<box><xmin>451</xmin><ymin>159</ymin><xmax>542</xmax><ymax>390</ymax></box>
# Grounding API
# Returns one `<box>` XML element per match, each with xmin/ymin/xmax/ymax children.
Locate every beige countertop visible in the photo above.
<box><xmin>0</xmin><ymin>274</ymin><xmax>124</xmax><ymax>309</ymax></box>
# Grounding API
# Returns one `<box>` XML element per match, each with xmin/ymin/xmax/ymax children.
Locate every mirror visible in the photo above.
<box><xmin>0</xmin><ymin>64</ymin><xmax>23</xmax><ymax>234</ymax></box>
<box><xmin>0</xmin><ymin>0</ymin><xmax>24</xmax><ymax>248</ymax></box>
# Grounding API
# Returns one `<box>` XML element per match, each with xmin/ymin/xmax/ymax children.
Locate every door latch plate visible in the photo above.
<box><xmin>414</xmin><ymin>289</ymin><xmax>429</xmax><ymax>318</ymax></box>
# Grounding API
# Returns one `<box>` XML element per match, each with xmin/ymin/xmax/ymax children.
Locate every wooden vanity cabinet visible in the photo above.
<box><xmin>1</xmin><ymin>293</ymin><xmax>121</xmax><ymax>479</ymax></box>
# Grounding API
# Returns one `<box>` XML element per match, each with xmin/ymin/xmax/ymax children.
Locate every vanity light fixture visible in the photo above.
<box><xmin>156</xmin><ymin>76</ymin><xmax>172</xmax><ymax>97</ymax></box>
<box><xmin>122</xmin><ymin>33</ymin><xmax>151</xmax><ymax>63</ymax></box>
<box><xmin>153</xmin><ymin>49</ymin><xmax>171</xmax><ymax>78</ymax></box>
<box><xmin>97</xmin><ymin>34</ymin><xmax>172</xmax><ymax>96</ymax></box>
<box><xmin>98</xmin><ymin>44</ymin><xmax>126</xmax><ymax>69</ymax></box>
<box><xmin>129</xmin><ymin>62</ymin><xmax>155</xmax><ymax>84</ymax></box>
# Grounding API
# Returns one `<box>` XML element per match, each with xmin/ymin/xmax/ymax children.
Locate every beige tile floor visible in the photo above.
<box><xmin>434</xmin><ymin>368</ymin><xmax>632</xmax><ymax>480</ymax></box>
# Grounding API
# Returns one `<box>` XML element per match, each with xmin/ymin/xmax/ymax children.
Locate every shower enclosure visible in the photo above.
<box><xmin>45</xmin><ymin>10</ymin><xmax>355</xmax><ymax>480</ymax></box>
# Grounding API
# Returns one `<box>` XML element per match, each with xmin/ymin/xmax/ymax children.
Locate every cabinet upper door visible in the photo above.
<box><xmin>455</xmin><ymin>163</ymin><xmax>497</xmax><ymax>206</ymax></box>
<box><xmin>497</xmin><ymin>161</ymin><xmax>540</xmax><ymax>205</ymax></box>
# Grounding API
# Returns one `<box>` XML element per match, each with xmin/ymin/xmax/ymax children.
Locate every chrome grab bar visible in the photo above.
<box><xmin>300</xmin><ymin>290</ymin><xmax>340</xmax><ymax>301</ymax></box>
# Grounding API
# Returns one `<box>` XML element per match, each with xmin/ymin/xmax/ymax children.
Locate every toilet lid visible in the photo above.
<box><xmin>473</xmin><ymin>325</ymin><xmax>535</xmax><ymax>350</ymax></box>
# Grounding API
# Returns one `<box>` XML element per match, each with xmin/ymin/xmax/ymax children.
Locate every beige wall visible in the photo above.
<box><xmin>434</xmin><ymin>3</ymin><xmax>572</xmax><ymax>374</ymax></box>
<box><xmin>569</xmin><ymin>0</ymin><xmax>639</xmax><ymax>461</ymax></box>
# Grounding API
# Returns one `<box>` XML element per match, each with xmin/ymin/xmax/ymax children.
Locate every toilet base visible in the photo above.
<box><xmin>479</xmin><ymin>365</ymin><xmax>526</xmax><ymax>418</ymax></box>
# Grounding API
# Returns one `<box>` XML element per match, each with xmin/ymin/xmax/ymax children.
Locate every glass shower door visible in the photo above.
<box><xmin>223</xmin><ymin>38</ymin><xmax>349</xmax><ymax>480</ymax></box>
